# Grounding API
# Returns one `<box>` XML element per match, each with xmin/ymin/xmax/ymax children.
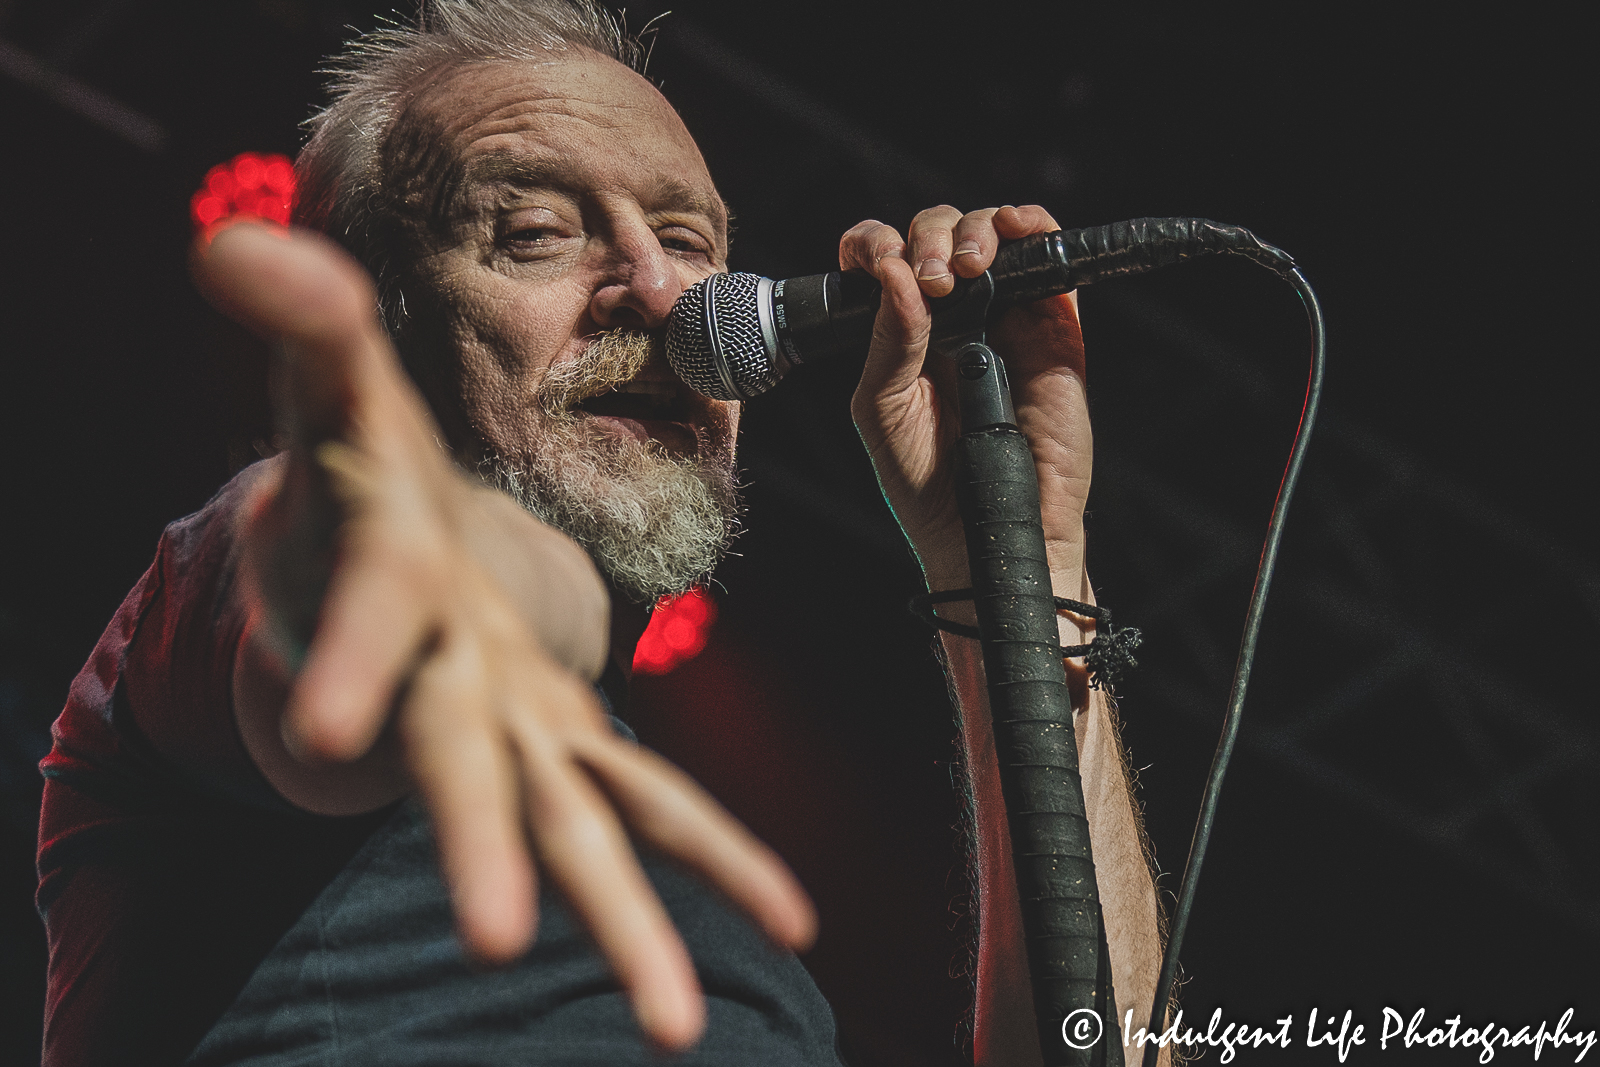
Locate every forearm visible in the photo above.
<box><xmin>941</xmin><ymin>570</ymin><xmax>1163</xmax><ymax>1067</ymax></box>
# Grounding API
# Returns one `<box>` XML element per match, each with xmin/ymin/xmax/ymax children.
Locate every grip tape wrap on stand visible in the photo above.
<box><xmin>955</xmin><ymin>427</ymin><xmax>1121</xmax><ymax>1067</ymax></box>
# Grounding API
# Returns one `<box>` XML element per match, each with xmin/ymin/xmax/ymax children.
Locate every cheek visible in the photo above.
<box><xmin>437</xmin><ymin>288</ymin><xmax>576</xmax><ymax>453</ymax></box>
<box><xmin>446</xmin><ymin>283</ymin><xmax>567</xmax><ymax>380</ymax></box>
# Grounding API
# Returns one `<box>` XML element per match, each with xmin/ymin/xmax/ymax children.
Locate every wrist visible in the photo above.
<box><xmin>913</xmin><ymin>524</ymin><xmax>1087</xmax><ymax>594</ymax></box>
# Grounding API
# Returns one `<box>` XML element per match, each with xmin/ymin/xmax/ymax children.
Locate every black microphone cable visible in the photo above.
<box><xmin>1136</xmin><ymin>259</ymin><xmax>1324</xmax><ymax>1067</ymax></box>
<box><xmin>990</xmin><ymin>221</ymin><xmax>1328</xmax><ymax>1067</ymax></box>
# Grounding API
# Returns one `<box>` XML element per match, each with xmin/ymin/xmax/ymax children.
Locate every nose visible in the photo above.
<box><xmin>588</xmin><ymin>227</ymin><xmax>684</xmax><ymax>332</ymax></box>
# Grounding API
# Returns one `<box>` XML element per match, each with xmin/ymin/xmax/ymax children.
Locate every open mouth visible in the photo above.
<box><xmin>576</xmin><ymin>379</ymin><xmax>696</xmax><ymax>424</ymax></box>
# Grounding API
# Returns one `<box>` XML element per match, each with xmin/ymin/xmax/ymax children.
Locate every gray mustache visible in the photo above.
<box><xmin>538</xmin><ymin>331</ymin><xmax>659</xmax><ymax>417</ymax></box>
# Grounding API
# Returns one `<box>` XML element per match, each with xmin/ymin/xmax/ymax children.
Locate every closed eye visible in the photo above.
<box><xmin>499</xmin><ymin>224</ymin><xmax>581</xmax><ymax>261</ymax></box>
<box><xmin>657</xmin><ymin>227</ymin><xmax>714</xmax><ymax>261</ymax></box>
<box><xmin>505</xmin><ymin>227</ymin><xmax>558</xmax><ymax>244</ymax></box>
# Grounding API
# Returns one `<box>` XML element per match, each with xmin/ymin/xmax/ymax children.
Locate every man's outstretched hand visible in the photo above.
<box><xmin>192</xmin><ymin>223</ymin><xmax>816</xmax><ymax>1053</ymax></box>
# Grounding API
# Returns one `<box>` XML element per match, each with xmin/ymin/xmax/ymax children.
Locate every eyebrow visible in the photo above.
<box><xmin>456</xmin><ymin>152</ymin><xmax>729</xmax><ymax>236</ymax></box>
<box><xmin>458</xmin><ymin>152</ymin><xmax>563</xmax><ymax>194</ymax></box>
<box><xmin>642</xmin><ymin>176</ymin><xmax>730</xmax><ymax>232</ymax></box>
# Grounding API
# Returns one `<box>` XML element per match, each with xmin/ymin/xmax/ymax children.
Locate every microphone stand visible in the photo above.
<box><xmin>932</xmin><ymin>278</ymin><xmax>1122</xmax><ymax>1067</ymax></box>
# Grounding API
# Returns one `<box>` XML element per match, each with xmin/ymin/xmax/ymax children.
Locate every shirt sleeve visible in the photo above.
<box><xmin>117</xmin><ymin>456</ymin><xmax>299</xmax><ymax>812</ymax></box>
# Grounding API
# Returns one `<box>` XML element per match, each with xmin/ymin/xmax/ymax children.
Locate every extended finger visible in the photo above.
<box><xmin>838</xmin><ymin>219</ymin><xmax>907</xmax><ymax>277</ymax></box>
<box><xmin>193</xmin><ymin>224</ymin><xmax>376</xmax><ymax>351</ymax></box>
<box><xmin>516</xmin><ymin>726</ymin><xmax>706</xmax><ymax>1051</ymax></box>
<box><xmin>285</xmin><ymin>509</ymin><xmax>435</xmax><ymax>761</ymax></box>
<box><xmin>194</xmin><ymin>224</ymin><xmax>405</xmax><ymax>442</ymax></box>
<box><xmin>401</xmin><ymin>635</ymin><xmax>537</xmax><ymax>964</ymax></box>
<box><xmin>905</xmin><ymin>204</ymin><xmax>964</xmax><ymax>297</ymax></box>
<box><xmin>575</xmin><ymin>738</ymin><xmax>817</xmax><ymax>952</ymax></box>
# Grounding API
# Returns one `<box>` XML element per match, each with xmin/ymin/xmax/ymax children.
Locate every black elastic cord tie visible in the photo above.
<box><xmin>908</xmin><ymin>589</ymin><xmax>1142</xmax><ymax>690</ymax></box>
<box><xmin>1058</xmin><ymin>601</ymin><xmax>1143</xmax><ymax>692</ymax></box>
<box><xmin>907</xmin><ymin>589</ymin><xmax>983</xmax><ymax>639</ymax></box>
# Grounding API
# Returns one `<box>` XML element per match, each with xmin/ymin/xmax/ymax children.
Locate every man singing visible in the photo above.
<box><xmin>36</xmin><ymin>1</ymin><xmax>1163</xmax><ymax>1063</ymax></box>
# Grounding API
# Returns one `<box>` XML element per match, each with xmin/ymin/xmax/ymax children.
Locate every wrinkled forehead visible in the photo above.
<box><xmin>384</xmin><ymin>49</ymin><xmax>727</xmax><ymax>240</ymax></box>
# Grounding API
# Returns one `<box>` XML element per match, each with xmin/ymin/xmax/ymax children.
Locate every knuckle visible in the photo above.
<box><xmin>842</xmin><ymin>221</ymin><xmax>902</xmax><ymax>267</ymax></box>
<box><xmin>912</xmin><ymin>204</ymin><xmax>961</xmax><ymax>226</ymax></box>
<box><xmin>440</xmin><ymin>634</ymin><xmax>493</xmax><ymax>694</ymax></box>
<box><xmin>842</xmin><ymin>219</ymin><xmax>884</xmax><ymax>243</ymax></box>
<box><xmin>956</xmin><ymin>207</ymin><xmax>999</xmax><ymax>230</ymax></box>
<box><xmin>548</xmin><ymin>807</ymin><xmax>614</xmax><ymax>856</ymax></box>
<box><xmin>866</xmin><ymin>220</ymin><xmax>903</xmax><ymax>242</ymax></box>
<box><xmin>875</xmin><ymin>237</ymin><xmax>906</xmax><ymax>259</ymax></box>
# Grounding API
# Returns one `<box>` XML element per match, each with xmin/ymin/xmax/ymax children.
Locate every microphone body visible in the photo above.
<box><xmin>665</xmin><ymin>218</ymin><xmax>1294</xmax><ymax>401</ymax></box>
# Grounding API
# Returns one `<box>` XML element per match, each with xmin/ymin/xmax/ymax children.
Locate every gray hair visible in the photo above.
<box><xmin>292</xmin><ymin>0</ymin><xmax>645</xmax><ymax>330</ymax></box>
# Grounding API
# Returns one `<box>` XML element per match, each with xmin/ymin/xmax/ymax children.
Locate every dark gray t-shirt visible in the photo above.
<box><xmin>38</xmin><ymin>460</ymin><xmax>844</xmax><ymax>1066</ymax></box>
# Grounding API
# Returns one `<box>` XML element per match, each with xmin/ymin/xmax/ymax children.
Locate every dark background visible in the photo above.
<box><xmin>1</xmin><ymin>3</ymin><xmax>1593</xmax><ymax>1064</ymax></box>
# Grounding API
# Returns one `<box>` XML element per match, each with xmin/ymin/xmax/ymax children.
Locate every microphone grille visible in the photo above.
<box><xmin>666</xmin><ymin>272</ymin><xmax>780</xmax><ymax>402</ymax></box>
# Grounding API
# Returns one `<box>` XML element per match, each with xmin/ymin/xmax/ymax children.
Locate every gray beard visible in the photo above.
<box><xmin>478</xmin><ymin>331</ymin><xmax>741</xmax><ymax>605</ymax></box>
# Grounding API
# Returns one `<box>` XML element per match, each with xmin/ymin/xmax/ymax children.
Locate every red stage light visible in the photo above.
<box><xmin>633</xmin><ymin>587</ymin><xmax>718</xmax><ymax>675</ymax></box>
<box><xmin>206</xmin><ymin>170</ymin><xmax>237</xmax><ymax>199</ymax></box>
<box><xmin>190</xmin><ymin>151</ymin><xmax>296</xmax><ymax>233</ymax></box>
<box><xmin>233</xmin><ymin>153</ymin><xmax>264</xmax><ymax>190</ymax></box>
<box><xmin>263</xmin><ymin>157</ymin><xmax>295</xmax><ymax>194</ymax></box>
<box><xmin>192</xmin><ymin>196</ymin><xmax>227</xmax><ymax>227</ymax></box>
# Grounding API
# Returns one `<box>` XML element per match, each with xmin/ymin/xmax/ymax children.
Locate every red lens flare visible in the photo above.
<box><xmin>190</xmin><ymin>151</ymin><xmax>295</xmax><ymax>232</ymax></box>
<box><xmin>633</xmin><ymin>587</ymin><xmax>718</xmax><ymax>675</ymax></box>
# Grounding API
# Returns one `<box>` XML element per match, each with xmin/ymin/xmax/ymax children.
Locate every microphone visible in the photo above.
<box><xmin>665</xmin><ymin>217</ymin><xmax>1295</xmax><ymax>401</ymax></box>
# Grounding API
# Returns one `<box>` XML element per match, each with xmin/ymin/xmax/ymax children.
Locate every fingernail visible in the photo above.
<box><xmin>953</xmin><ymin>242</ymin><xmax>982</xmax><ymax>258</ymax></box>
<box><xmin>917</xmin><ymin>257</ymin><xmax>950</xmax><ymax>281</ymax></box>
